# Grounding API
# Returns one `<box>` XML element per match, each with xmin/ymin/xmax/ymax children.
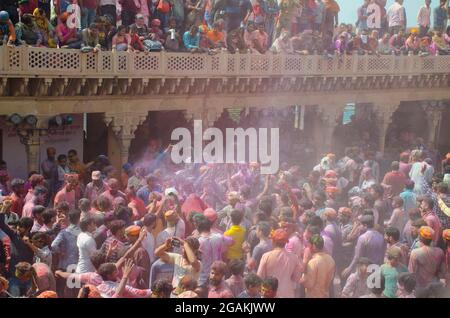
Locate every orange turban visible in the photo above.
<box><xmin>60</xmin><ymin>12</ymin><xmax>69</xmax><ymax>22</ymax></box>
<box><xmin>419</xmin><ymin>226</ymin><xmax>434</xmax><ymax>240</ymax></box>
<box><xmin>37</xmin><ymin>291</ymin><xmax>58</xmax><ymax>298</ymax></box>
<box><xmin>271</xmin><ymin>229</ymin><xmax>289</xmax><ymax>245</ymax></box>
<box><xmin>443</xmin><ymin>229</ymin><xmax>450</xmax><ymax>242</ymax></box>
<box><xmin>326</xmin><ymin>186</ymin><xmax>339</xmax><ymax>194</ymax></box>
<box><xmin>446</xmin><ymin>153</ymin><xmax>450</xmax><ymax>160</ymax></box>
<box><xmin>125</xmin><ymin>225</ymin><xmax>141</xmax><ymax>236</ymax></box>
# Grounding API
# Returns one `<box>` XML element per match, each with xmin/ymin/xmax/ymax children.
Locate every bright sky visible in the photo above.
<box><xmin>336</xmin><ymin>0</ymin><xmax>431</xmax><ymax>27</ymax></box>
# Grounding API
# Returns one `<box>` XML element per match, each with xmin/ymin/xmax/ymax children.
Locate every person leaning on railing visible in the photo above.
<box><xmin>111</xmin><ymin>25</ymin><xmax>133</xmax><ymax>52</ymax></box>
<box><xmin>14</xmin><ymin>13</ymin><xmax>43</xmax><ymax>47</ymax></box>
<box><xmin>182</xmin><ymin>25</ymin><xmax>203</xmax><ymax>53</ymax></box>
<box><xmin>432</xmin><ymin>30</ymin><xmax>450</xmax><ymax>55</ymax></box>
<box><xmin>0</xmin><ymin>10</ymin><xmax>16</xmax><ymax>47</ymax></box>
<box><xmin>33</xmin><ymin>8</ymin><xmax>57</xmax><ymax>48</ymax></box>
<box><xmin>378</xmin><ymin>33</ymin><xmax>392</xmax><ymax>55</ymax></box>
<box><xmin>55</xmin><ymin>12</ymin><xmax>82</xmax><ymax>49</ymax></box>
<box><xmin>270</xmin><ymin>30</ymin><xmax>294</xmax><ymax>54</ymax></box>
<box><xmin>81</xmin><ymin>23</ymin><xmax>101</xmax><ymax>53</ymax></box>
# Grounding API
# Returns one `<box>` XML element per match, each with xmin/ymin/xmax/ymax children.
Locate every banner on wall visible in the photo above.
<box><xmin>0</xmin><ymin>115</ymin><xmax>84</xmax><ymax>180</ymax></box>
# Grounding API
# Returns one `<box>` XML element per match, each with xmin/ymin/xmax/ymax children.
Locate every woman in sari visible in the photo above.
<box><xmin>33</xmin><ymin>8</ymin><xmax>57</xmax><ymax>47</ymax></box>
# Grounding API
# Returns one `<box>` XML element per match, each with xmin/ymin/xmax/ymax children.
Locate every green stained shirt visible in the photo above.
<box><xmin>380</xmin><ymin>263</ymin><xmax>408</xmax><ymax>298</ymax></box>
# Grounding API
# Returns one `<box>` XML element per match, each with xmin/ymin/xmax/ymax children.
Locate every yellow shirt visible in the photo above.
<box><xmin>438</xmin><ymin>198</ymin><xmax>450</xmax><ymax>218</ymax></box>
<box><xmin>224</xmin><ymin>225</ymin><xmax>246</xmax><ymax>261</ymax></box>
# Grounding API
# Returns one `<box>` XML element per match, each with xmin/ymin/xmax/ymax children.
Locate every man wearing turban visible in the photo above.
<box><xmin>300</xmin><ymin>234</ymin><xmax>336</xmax><ymax>298</ymax></box>
<box><xmin>125</xmin><ymin>226</ymin><xmax>150</xmax><ymax>289</ymax></box>
<box><xmin>408</xmin><ymin>226</ymin><xmax>447</xmax><ymax>290</ymax></box>
<box><xmin>257</xmin><ymin>229</ymin><xmax>303</xmax><ymax>298</ymax></box>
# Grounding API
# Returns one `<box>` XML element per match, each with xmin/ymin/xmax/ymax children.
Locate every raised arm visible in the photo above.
<box><xmin>0</xmin><ymin>209</ymin><xmax>18</xmax><ymax>242</ymax></box>
<box><xmin>113</xmin><ymin>259</ymin><xmax>134</xmax><ymax>298</ymax></box>
<box><xmin>180</xmin><ymin>238</ymin><xmax>201</xmax><ymax>272</ymax></box>
<box><xmin>116</xmin><ymin>230</ymin><xmax>148</xmax><ymax>269</ymax></box>
<box><xmin>154</xmin><ymin>238</ymin><xmax>173</xmax><ymax>264</ymax></box>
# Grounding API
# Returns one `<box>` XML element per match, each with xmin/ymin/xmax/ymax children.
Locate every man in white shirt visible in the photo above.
<box><xmin>155</xmin><ymin>210</ymin><xmax>185</xmax><ymax>253</ymax></box>
<box><xmin>142</xmin><ymin>214</ymin><xmax>157</xmax><ymax>265</ymax></box>
<box><xmin>387</xmin><ymin>0</ymin><xmax>406</xmax><ymax>34</ymax></box>
<box><xmin>417</xmin><ymin>0</ymin><xmax>432</xmax><ymax>36</ymax></box>
<box><xmin>76</xmin><ymin>217</ymin><xmax>98</xmax><ymax>273</ymax></box>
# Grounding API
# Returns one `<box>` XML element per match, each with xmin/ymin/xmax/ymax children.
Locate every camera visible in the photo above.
<box><xmin>171</xmin><ymin>238</ymin><xmax>181</xmax><ymax>248</ymax></box>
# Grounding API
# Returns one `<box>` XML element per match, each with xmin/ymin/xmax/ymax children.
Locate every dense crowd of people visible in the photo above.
<box><xmin>0</xmin><ymin>135</ymin><xmax>449</xmax><ymax>298</ymax></box>
<box><xmin>0</xmin><ymin>0</ymin><xmax>449</xmax><ymax>55</ymax></box>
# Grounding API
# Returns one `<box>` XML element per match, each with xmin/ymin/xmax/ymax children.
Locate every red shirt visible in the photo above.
<box><xmin>382</xmin><ymin>171</ymin><xmax>407</xmax><ymax>197</ymax></box>
<box><xmin>10</xmin><ymin>192</ymin><xmax>24</xmax><ymax>218</ymax></box>
<box><xmin>120</xmin><ymin>0</ymin><xmax>139</xmax><ymax>13</ymax></box>
<box><xmin>19</xmin><ymin>0</ymin><xmax>38</xmax><ymax>15</ymax></box>
<box><xmin>129</xmin><ymin>197</ymin><xmax>146</xmax><ymax>221</ymax></box>
<box><xmin>82</xmin><ymin>0</ymin><xmax>97</xmax><ymax>9</ymax></box>
<box><xmin>54</xmin><ymin>187</ymin><xmax>76</xmax><ymax>210</ymax></box>
<box><xmin>208</xmin><ymin>282</ymin><xmax>233</xmax><ymax>298</ymax></box>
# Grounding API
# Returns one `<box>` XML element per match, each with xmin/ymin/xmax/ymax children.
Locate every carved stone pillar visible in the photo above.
<box><xmin>103</xmin><ymin>111</ymin><xmax>148</xmax><ymax>166</ymax></box>
<box><xmin>373</xmin><ymin>102</ymin><xmax>400</xmax><ymax>153</ymax></box>
<box><xmin>20</xmin><ymin>115</ymin><xmax>53</xmax><ymax>174</ymax></box>
<box><xmin>204</xmin><ymin>107</ymin><xmax>224</xmax><ymax>127</ymax></box>
<box><xmin>24</xmin><ymin>131</ymin><xmax>41</xmax><ymax>173</ymax></box>
<box><xmin>421</xmin><ymin>101</ymin><xmax>443</xmax><ymax>148</ymax></box>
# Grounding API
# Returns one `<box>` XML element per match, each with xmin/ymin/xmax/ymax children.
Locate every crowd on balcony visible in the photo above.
<box><xmin>0</xmin><ymin>0</ymin><xmax>449</xmax><ymax>56</ymax></box>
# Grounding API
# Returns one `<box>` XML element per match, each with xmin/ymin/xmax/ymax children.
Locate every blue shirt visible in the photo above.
<box><xmin>51</xmin><ymin>224</ymin><xmax>81</xmax><ymax>271</ymax></box>
<box><xmin>60</xmin><ymin>0</ymin><xmax>72</xmax><ymax>13</ymax></box>
<box><xmin>399</xmin><ymin>189</ymin><xmax>417</xmax><ymax>213</ymax></box>
<box><xmin>357</xmin><ymin>5</ymin><xmax>368</xmax><ymax>30</ymax></box>
<box><xmin>434</xmin><ymin>6</ymin><xmax>448</xmax><ymax>29</ymax></box>
<box><xmin>183</xmin><ymin>31</ymin><xmax>200</xmax><ymax>49</ymax></box>
<box><xmin>315</xmin><ymin>1</ymin><xmax>325</xmax><ymax>23</ymax></box>
<box><xmin>136</xmin><ymin>184</ymin><xmax>163</xmax><ymax>206</ymax></box>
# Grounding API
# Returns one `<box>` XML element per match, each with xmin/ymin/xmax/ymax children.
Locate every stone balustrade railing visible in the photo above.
<box><xmin>2</xmin><ymin>46</ymin><xmax>450</xmax><ymax>78</ymax></box>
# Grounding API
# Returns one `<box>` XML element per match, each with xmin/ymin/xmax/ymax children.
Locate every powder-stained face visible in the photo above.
<box><xmin>261</xmin><ymin>285</ymin><xmax>276</xmax><ymax>298</ymax></box>
<box><xmin>209</xmin><ymin>268</ymin><xmax>224</xmax><ymax>286</ymax></box>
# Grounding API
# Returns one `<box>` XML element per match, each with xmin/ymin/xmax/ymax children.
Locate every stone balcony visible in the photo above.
<box><xmin>1</xmin><ymin>46</ymin><xmax>449</xmax><ymax>173</ymax></box>
<box><xmin>1</xmin><ymin>46</ymin><xmax>450</xmax><ymax>99</ymax></box>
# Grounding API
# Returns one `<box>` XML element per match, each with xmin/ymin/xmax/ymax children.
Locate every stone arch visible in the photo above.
<box><xmin>384</xmin><ymin>102</ymin><xmax>429</xmax><ymax>155</ymax></box>
<box><xmin>128</xmin><ymin>110</ymin><xmax>190</xmax><ymax>165</ymax></box>
<box><xmin>332</xmin><ymin>103</ymin><xmax>380</xmax><ymax>158</ymax></box>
